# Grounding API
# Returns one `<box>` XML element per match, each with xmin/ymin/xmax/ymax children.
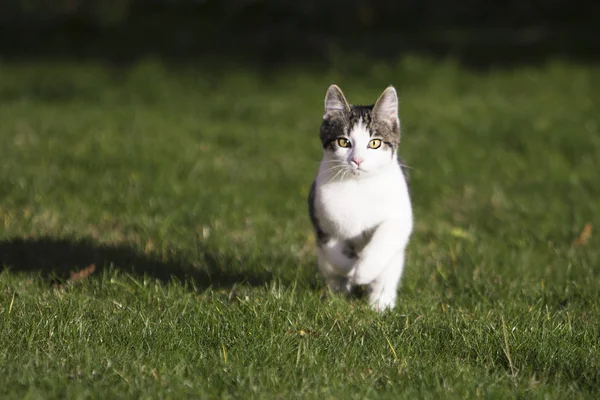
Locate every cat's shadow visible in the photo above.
<box><xmin>0</xmin><ymin>236</ymin><xmax>273</xmax><ymax>290</ymax></box>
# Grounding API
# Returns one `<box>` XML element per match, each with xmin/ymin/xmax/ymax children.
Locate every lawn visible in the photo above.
<box><xmin>0</xmin><ymin>57</ymin><xmax>599</xmax><ymax>399</ymax></box>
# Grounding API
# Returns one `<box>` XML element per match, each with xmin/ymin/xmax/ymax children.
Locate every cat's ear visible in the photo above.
<box><xmin>372</xmin><ymin>86</ymin><xmax>399</xmax><ymax>125</ymax></box>
<box><xmin>324</xmin><ymin>84</ymin><xmax>350</xmax><ymax>117</ymax></box>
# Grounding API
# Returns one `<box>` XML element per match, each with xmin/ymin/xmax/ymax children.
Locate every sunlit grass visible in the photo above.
<box><xmin>1</xmin><ymin>58</ymin><xmax>599</xmax><ymax>399</ymax></box>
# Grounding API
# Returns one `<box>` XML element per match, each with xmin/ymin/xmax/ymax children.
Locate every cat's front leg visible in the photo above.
<box><xmin>319</xmin><ymin>239</ymin><xmax>356</xmax><ymax>274</ymax></box>
<box><xmin>351</xmin><ymin>220</ymin><xmax>410</xmax><ymax>286</ymax></box>
<box><xmin>367</xmin><ymin>251</ymin><xmax>405</xmax><ymax>311</ymax></box>
<box><xmin>317</xmin><ymin>247</ymin><xmax>353</xmax><ymax>294</ymax></box>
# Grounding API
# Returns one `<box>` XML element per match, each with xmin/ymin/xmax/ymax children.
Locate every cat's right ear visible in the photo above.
<box><xmin>324</xmin><ymin>84</ymin><xmax>350</xmax><ymax>118</ymax></box>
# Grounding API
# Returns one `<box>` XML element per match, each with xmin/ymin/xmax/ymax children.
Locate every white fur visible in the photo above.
<box><xmin>314</xmin><ymin>119</ymin><xmax>413</xmax><ymax>312</ymax></box>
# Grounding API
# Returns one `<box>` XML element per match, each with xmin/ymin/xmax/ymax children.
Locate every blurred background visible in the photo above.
<box><xmin>2</xmin><ymin>0</ymin><xmax>599</xmax><ymax>67</ymax></box>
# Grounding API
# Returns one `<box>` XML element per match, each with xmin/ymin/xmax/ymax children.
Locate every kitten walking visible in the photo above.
<box><xmin>308</xmin><ymin>85</ymin><xmax>413</xmax><ymax>311</ymax></box>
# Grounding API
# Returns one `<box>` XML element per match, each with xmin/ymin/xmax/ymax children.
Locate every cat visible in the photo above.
<box><xmin>308</xmin><ymin>84</ymin><xmax>413</xmax><ymax>312</ymax></box>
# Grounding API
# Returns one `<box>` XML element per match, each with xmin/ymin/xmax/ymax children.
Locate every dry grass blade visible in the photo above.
<box><xmin>572</xmin><ymin>223</ymin><xmax>592</xmax><ymax>247</ymax></box>
<box><xmin>69</xmin><ymin>264</ymin><xmax>96</xmax><ymax>283</ymax></box>
<box><xmin>501</xmin><ymin>316</ymin><xmax>518</xmax><ymax>385</ymax></box>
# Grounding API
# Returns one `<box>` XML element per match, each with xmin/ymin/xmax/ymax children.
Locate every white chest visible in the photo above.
<box><xmin>315</xmin><ymin>167</ymin><xmax>411</xmax><ymax>240</ymax></box>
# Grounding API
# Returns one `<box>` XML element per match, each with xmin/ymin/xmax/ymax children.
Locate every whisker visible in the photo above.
<box><xmin>316</xmin><ymin>164</ymin><xmax>345</xmax><ymax>181</ymax></box>
<box><xmin>315</xmin><ymin>160</ymin><xmax>340</xmax><ymax>164</ymax></box>
<box><xmin>321</xmin><ymin>165</ymin><xmax>342</xmax><ymax>181</ymax></box>
<box><xmin>332</xmin><ymin>166</ymin><xmax>349</xmax><ymax>182</ymax></box>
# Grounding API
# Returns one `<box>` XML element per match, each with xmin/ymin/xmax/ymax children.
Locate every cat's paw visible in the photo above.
<box><xmin>326</xmin><ymin>276</ymin><xmax>352</xmax><ymax>294</ymax></box>
<box><xmin>370</xmin><ymin>297</ymin><xmax>395</xmax><ymax>313</ymax></box>
<box><xmin>351</xmin><ymin>265</ymin><xmax>378</xmax><ymax>286</ymax></box>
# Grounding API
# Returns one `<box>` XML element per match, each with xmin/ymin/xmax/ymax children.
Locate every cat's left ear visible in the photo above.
<box><xmin>372</xmin><ymin>86</ymin><xmax>399</xmax><ymax>126</ymax></box>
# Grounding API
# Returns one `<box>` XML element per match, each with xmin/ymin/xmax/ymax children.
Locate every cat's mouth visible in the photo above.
<box><xmin>348</xmin><ymin>164</ymin><xmax>366</xmax><ymax>175</ymax></box>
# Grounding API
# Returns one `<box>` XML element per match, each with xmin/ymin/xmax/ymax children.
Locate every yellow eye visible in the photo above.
<box><xmin>337</xmin><ymin>138</ymin><xmax>351</xmax><ymax>148</ymax></box>
<box><xmin>368</xmin><ymin>139</ymin><xmax>382</xmax><ymax>149</ymax></box>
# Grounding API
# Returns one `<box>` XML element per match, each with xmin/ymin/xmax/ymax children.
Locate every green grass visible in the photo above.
<box><xmin>1</xmin><ymin>57</ymin><xmax>599</xmax><ymax>399</ymax></box>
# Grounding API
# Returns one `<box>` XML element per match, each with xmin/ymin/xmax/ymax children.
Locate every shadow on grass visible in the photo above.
<box><xmin>0</xmin><ymin>237</ymin><xmax>273</xmax><ymax>290</ymax></box>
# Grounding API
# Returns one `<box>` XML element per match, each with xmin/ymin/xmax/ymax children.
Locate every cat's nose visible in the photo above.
<box><xmin>351</xmin><ymin>157</ymin><xmax>364</xmax><ymax>167</ymax></box>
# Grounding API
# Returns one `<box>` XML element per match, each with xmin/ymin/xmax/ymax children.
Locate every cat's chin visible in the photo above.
<box><xmin>348</xmin><ymin>167</ymin><xmax>369</xmax><ymax>177</ymax></box>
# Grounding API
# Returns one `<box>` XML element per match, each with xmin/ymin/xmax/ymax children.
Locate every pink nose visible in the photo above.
<box><xmin>351</xmin><ymin>157</ymin><xmax>363</xmax><ymax>167</ymax></box>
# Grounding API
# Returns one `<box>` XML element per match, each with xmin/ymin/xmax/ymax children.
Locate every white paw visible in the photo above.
<box><xmin>351</xmin><ymin>266</ymin><xmax>377</xmax><ymax>286</ymax></box>
<box><xmin>370</xmin><ymin>296</ymin><xmax>396</xmax><ymax>312</ymax></box>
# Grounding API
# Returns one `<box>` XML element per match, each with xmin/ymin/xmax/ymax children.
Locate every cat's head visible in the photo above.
<box><xmin>319</xmin><ymin>85</ymin><xmax>400</xmax><ymax>178</ymax></box>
